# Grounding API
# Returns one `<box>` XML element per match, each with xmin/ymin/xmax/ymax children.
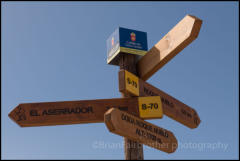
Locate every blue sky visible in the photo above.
<box><xmin>1</xmin><ymin>1</ymin><xmax>239</xmax><ymax>160</ymax></box>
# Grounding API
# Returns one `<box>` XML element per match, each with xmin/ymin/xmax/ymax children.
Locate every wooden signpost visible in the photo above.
<box><xmin>104</xmin><ymin>108</ymin><xmax>178</xmax><ymax>153</ymax></box>
<box><xmin>8</xmin><ymin>14</ymin><xmax>203</xmax><ymax>160</ymax></box>
<box><xmin>8</xmin><ymin>96</ymin><xmax>162</xmax><ymax>127</ymax></box>
<box><xmin>119</xmin><ymin>69</ymin><xmax>200</xmax><ymax>129</ymax></box>
<box><xmin>137</xmin><ymin>15</ymin><xmax>202</xmax><ymax>81</ymax></box>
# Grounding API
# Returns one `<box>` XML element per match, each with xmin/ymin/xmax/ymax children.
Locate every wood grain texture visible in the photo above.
<box><xmin>8</xmin><ymin>98</ymin><xmax>139</xmax><ymax>127</ymax></box>
<box><xmin>119</xmin><ymin>70</ymin><xmax>200</xmax><ymax>129</ymax></box>
<box><xmin>137</xmin><ymin>15</ymin><xmax>202</xmax><ymax>81</ymax></box>
<box><xmin>104</xmin><ymin>108</ymin><xmax>178</xmax><ymax>153</ymax></box>
<box><xmin>119</xmin><ymin>54</ymin><xmax>143</xmax><ymax>160</ymax></box>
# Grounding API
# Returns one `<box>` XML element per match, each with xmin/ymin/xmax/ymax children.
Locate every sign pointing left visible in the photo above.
<box><xmin>8</xmin><ymin>96</ymin><xmax>162</xmax><ymax>127</ymax></box>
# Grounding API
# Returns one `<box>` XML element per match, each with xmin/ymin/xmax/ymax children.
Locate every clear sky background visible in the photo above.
<box><xmin>1</xmin><ymin>1</ymin><xmax>239</xmax><ymax>160</ymax></box>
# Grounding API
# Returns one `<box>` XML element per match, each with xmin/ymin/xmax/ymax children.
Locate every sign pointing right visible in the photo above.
<box><xmin>119</xmin><ymin>69</ymin><xmax>200</xmax><ymax>129</ymax></box>
<box><xmin>104</xmin><ymin>108</ymin><xmax>178</xmax><ymax>153</ymax></box>
<box><xmin>137</xmin><ymin>15</ymin><xmax>202</xmax><ymax>81</ymax></box>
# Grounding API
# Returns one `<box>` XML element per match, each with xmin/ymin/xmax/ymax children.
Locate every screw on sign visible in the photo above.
<box><xmin>8</xmin><ymin>14</ymin><xmax>202</xmax><ymax>160</ymax></box>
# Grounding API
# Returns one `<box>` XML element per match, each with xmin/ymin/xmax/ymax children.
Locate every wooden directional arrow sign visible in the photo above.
<box><xmin>8</xmin><ymin>96</ymin><xmax>163</xmax><ymax>127</ymax></box>
<box><xmin>104</xmin><ymin>108</ymin><xmax>178</xmax><ymax>153</ymax></box>
<box><xmin>137</xmin><ymin>15</ymin><xmax>202</xmax><ymax>81</ymax></box>
<box><xmin>119</xmin><ymin>69</ymin><xmax>200</xmax><ymax>129</ymax></box>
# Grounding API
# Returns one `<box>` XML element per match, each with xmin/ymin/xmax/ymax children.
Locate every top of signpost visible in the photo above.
<box><xmin>106</xmin><ymin>27</ymin><xmax>148</xmax><ymax>65</ymax></box>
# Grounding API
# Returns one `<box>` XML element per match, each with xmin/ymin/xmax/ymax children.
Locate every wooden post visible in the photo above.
<box><xmin>119</xmin><ymin>54</ymin><xmax>144</xmax><ymax>160</ymax></box>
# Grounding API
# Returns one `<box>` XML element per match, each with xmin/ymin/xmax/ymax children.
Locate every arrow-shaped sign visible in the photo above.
<box><xmin>119</xmin><ymin>69</ymin><xmax>200</xmax><ymax>129</ymax></box>
<box><xmin>137</xmin><ymin>15</ymin><xmax>202</xmax><ymax>81</ymax></box>
<box><xmin>9</xmin><ymin>96</ymin><xmax>163</xmax><ymax>127</ymax></box>
<box><xmin>104</xmin><ymin>108</ymin><xmax>178</xmax><ymax>153</ymax></box>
